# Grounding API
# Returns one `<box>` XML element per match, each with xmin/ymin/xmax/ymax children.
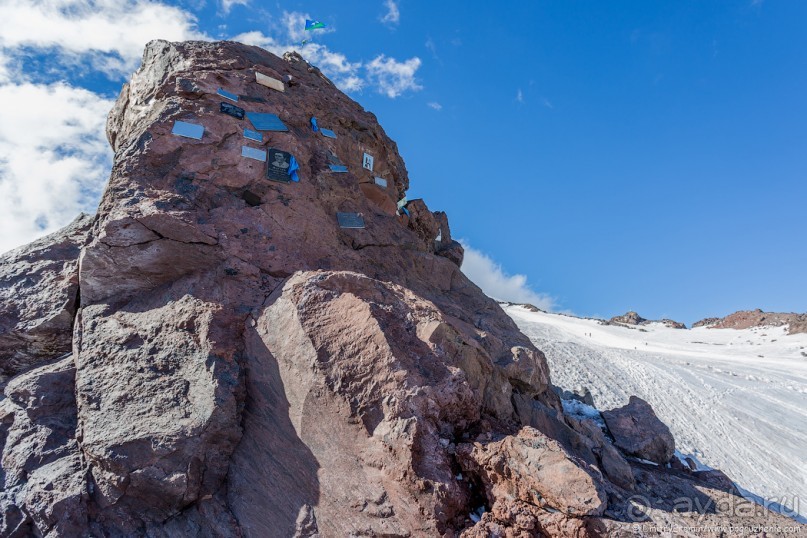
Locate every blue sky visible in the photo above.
<box><xmin>0</xmin><ymin>0</ymin><xmax>804</xmax><ymax>324</ymax></box>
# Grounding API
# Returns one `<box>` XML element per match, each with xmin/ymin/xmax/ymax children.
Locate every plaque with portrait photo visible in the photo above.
<box><xmin>266</xmin><ymin>148</ymin><xmax>293</xmax><ymax>183</ymax></box>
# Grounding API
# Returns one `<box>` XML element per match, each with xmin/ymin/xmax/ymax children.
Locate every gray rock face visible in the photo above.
<box><xmin>602</xmin><ymin>396</ymin><xmax>676</xmax><ymax>464</ymax></box>
<box><xmin>0</xmin><ymin>214</ymin><xmax>92</xmax><ymax>387</ymax></box>
<box><xmin>0</xmin><ymin>356</ymin><xmax>89</xmax><ymax>536</ymax></box>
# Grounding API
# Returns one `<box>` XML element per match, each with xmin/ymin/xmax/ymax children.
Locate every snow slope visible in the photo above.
<box><xmin>504</xmin><ymin>305</ymin><xmax>807</xmax><ymax>518</ymax></box>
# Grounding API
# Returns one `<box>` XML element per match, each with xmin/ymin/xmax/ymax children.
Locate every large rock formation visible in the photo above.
<box><xmin>0</xmin><ymin>40</ymin><xmax>802</xmax><ymax>537</ymax></box>
<box><xmin>694</xmin><ymin>308</ymin><xmax>807</xmax><ymax>335</ymax></box>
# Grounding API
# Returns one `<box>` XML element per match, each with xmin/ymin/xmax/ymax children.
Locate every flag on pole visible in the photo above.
<box><xmin>305</xmin><ymin>19</ymin><xmax>327</xmax><ymax>30</ymax></box>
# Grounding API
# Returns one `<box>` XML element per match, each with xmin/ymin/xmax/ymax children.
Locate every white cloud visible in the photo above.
<box><xmin>542</xmin><ymin>97</ymin><xmax>553</xmax><ymax>109</ymax></box>
<box><xmin>0</xmin><ymin>81</ymin><xmax>113</xmax><ymax>254</ymax></box>
<box><xmin>516</xmin><ymin>88</ymin><xmax>524</xmax><ymax>103</ymax></box>
<box><xmin>427</xmin><ymin>101</ymin><xmax>442</xmax><ymax>110</ymax></box>
<box><xmin>460</xmin><ymin>242</ymin><xmax>557</xmax><ymax>311</ymax></box>
<box><xmin>0</xmin><ymin>0</ymin><xmax>208</xmax><ymax>78</ymax></box>
<box><xmin>381</xmin><ymin>0</ymin><xmax>400</xmax><ymax>25</ymax></box>
<box><xmin>235</xmin><ymin>13</ymin><xmax>421</xmax><ymax>97</ymax></box>
<box><xmin>366</xmin><ymin>55</ymin><xmax>422</xmax><ymax>98</ymax></box>
<box><xmin>220</xmin><ymin>0</ymin><xmax>248</xmax><ymax>14</ymax></box>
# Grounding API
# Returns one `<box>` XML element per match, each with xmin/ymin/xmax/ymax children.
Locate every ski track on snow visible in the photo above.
<box><xmin>505</xmin><ymin>306</ymin><xmax>807</xmax><ymax>517</ymax></box>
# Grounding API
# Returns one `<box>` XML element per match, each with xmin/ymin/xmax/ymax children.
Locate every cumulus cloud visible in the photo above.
<box><xmin>235</xmin><ymin>12</ymin><xmax>420</xmax><ymax>97</ymax></box>
<box><xmin>0</xmin><ymin>0</ymin><xmax>208</xmax><ymax>77</ymax></box>
<box><xmin>0</xmin><ymin>81</ymin><xmax>113</xmax><ymax>254</ymax></box>
<box><xmin>366</xmin><ymin>55</ymin><xmax>422</xmax><ymax>98</ymax></box>
<box><xmin>381</xmin><ymin>0</ymin><xmax>400</xmax><ymax>25</ymax></box>
<box><xmin>460</xmin><ymin>242</ymin><xmax>558</xmax><ymax>311</ymax></box>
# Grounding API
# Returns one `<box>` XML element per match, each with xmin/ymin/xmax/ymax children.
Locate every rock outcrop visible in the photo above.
<box><xmin>0</xmin><ymin>40</ymin><xmax>802</xmax><ymax>537</ymax></box>
<box><xmin>694</xmin><ymin>308</ymin><xmax>807</xmax><ymax>335</ymax></box>
<box><xmin>607</xmin><ymin>311</ymin><xmax>687</xmax><ymax>329</ymax></box>
<box><xmin>0</xmin><ymin>214</ymin><xmax>92</xmax><ymax>389</ymax></box>
<box><xmin>602</xmin><ymin>396</ymin><xmax>675</xmax><ymax>464</ymax></box>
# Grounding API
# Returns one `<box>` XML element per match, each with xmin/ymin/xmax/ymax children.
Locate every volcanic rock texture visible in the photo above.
<box><xmin>0</xmin><ymin>41</ymin><xmax>802</xmax><ymax>537</ymax></box>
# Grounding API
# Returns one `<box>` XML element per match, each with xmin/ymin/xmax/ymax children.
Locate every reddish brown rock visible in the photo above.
<box><xmin>0</xmin><ymin>39</ymin><xmax>800</xmax><ymax>538</ymax></box>
<box><xmin>602</xmin><ymin>396</ymin><xmax>675</xmax><ymax>464</ymax></box>
<box><xmin>694</xmin><ymin>308</ymin><xmax>807</xmax><ymax>335</ymax></box>
<box><xmin>456</xmin><ymin>426</ymin><xmax>607</xmax><ymax>535</ymax></box>
<box><xmin>0</xmin><ymin>214</ymin><xmax>92</xmax><ymax>387</ymax></box>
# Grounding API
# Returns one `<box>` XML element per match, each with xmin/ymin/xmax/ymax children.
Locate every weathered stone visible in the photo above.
<box><xmin>0</xmin><ymin>214</ymin><xmax>92</xmax><ymax>387</ymax></box>
<box><xmin>602</xmin><ymin>396</ymin><xmax>675</xmax><ymax>464</ymax></box>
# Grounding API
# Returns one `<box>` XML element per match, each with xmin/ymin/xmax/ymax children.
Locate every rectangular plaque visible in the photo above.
<box><xmin>220</xmin><ymin>102</ymin><xmax>245</xmax><ymax>119</ymax></box>
<box><xmin>255</xmin><ymin>72</ymin><xmax>285</xmax><ymax>92</ymax></box>
<box><xmin>337</xmin><ymin>212</ymin><xmax>365</xmax><ymax>229</ymax></box>
<box><xmin>329</xmin><ymin>164</ymin><xmax>348</xmax><ymax>173</ymax></box>
<box><xmin>217</xmin><ymin>88</ymin><xmax>239</xmax><ymax>102</ymax></box>
<box><xmin>320</xmin><ymin>128</ymin><xmax>337</xmax><ymax>139</ymax></box>
<box><xmin>362</xmin><ymin>152</ymin><xmax>374</xmax><ymax>171</ymax></box>
<box><xmin>171</xmin><ymin>120</ymin><xmax>204</xmax><ymax>140</ymax></box>
<box><xmin>244</xmin><ymin>129</ymin><xmax>263</xmax><ymax>142</ymax></box>
<box><xmin>241</xmin><ymin>146</ymin><xmax>267</xmax><ymax>161</ymax></box>
<box><xmin>246</xmin><ymin>112</ymin><xmax>288</xmax><ymax>132</ymax></box>
<box><xmin>374</xmin><ymin>177</ymin><xmax>388</xmax><ymax>188</ymax></box>
<box><xmin>327</xmin><ymin>152</ymin><xmax>344</xmax><ymax>166</ymax></box>
<box><xmin>266</xmin><ymin>148</ymin><xmax>294</xmax><ymax>183</ymax></box>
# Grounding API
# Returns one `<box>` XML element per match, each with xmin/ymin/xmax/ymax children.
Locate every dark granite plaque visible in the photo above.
<box><xmin>220</xmin><ymin>102</ymin><xmax>245</xmax><ymax>119</ymax></box>
<box><xmin>336</xmin><ymin>212</ymin><xmax>365</xmax><ymax>229</ymax></box>
<box><xmin>266</xmin><ymin>148</ymin><xmax>293</xmax><ymax>183</ymax></box>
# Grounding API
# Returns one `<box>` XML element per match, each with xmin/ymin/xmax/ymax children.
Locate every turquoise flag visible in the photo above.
<box><xmin>305</xmin><ymin>19</ymin><xmax>327</xmax><ymax>30</ymax></box>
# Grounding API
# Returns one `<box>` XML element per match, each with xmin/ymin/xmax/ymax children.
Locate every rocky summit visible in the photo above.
<box><xmin>0</xmin><ymin>41</ymin><xmax>801</xmax><ymax>537</ymax></box>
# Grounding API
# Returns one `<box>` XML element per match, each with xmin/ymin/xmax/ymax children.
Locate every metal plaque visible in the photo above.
<box><xmin>327</xmin><ymin>152</ymin><xmax>344</xmax><ymax>165</ymax></box>
<box><xmin>337</xmin><ymin>212</ymin><xmax>365</xmax><ymax>229</ymax></box>
<box><xmin>171</xmin><ymin>120</ymin><xmax>204</xmax><ymax>140</ymax></box>
<box><xmin>362</xmin><ymin>152</ymin><xmax>374</xmax><ymax>171</ymax></box>
<box><xmin>220</xmin><ymin>102</ymin><xmax>245</xmax><ymax>120</ymax></box>
<box><xmin>241</xmin><ymin>146</ymin><xmax>267</xmax><ymax>161</ymax></box>
<box><xmin>320</xmin><ymin>128</ymin><xmax>337</xmax><ymax>139</ymax></box>
<box><xmin>244</xmin><ymin>129</ymin><xmax>263</xmax><ymax>142</ymax></box>
<box><xmin>266</xmin><ymin>148</ymin><xmax>294</xmax><ymax>183</ymax></box>
<box><xmin>217</xmin><ymin>88</ymin><xmax>239</xmax><ymax>102</ymax></box>
<box><xmin>329</xmin><ymin>164</ymin><xmax>348</xmax><ymax>173</ymax></box>
<box><xmin>246</xmin><ymin>112</ymin><xmax>288</xmax><ymax>132</ymax></box>
<box><xmin>374</xmin><ymin>177</ymin><xmax>388</xmax><ymax>188</ymax></box>
<box><xmin>256</xmin><ymin>72</ymin><xmax>285</xmax><ymax>92</ymax></box>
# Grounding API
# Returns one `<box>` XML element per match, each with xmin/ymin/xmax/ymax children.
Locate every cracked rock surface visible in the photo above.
<box><xmin>0</xmin><ymin>40</ymin><xmax>802</xmax><ymax>537</ymax></box>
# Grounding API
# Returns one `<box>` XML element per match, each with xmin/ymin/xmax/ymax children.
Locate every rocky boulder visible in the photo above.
<box><xmin>694</xmin><ymin>309</ymin><xmax>807</xmax><ymax>335</ymax></box>
<box><xmin>457</xmin><ymin>427</ymin><xmax>607</xmax><ymax>535</ymax></box>
<box><xmin>0</xmin><ymin>214</ymin><xmax>92</xmax><ymax>388</ymax></box>
<box><xmin>602</xmin><ymin>396</ymin><xmax>675</xmax><ymax>464</ymax></box>
<box><xmin>609</xmin><ymin>311</ymin><xmax>646</xmax><ymax>326</ymax></box>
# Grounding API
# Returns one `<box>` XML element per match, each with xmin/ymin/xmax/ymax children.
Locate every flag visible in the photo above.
<box><xmin>305</xmin><ymin>19</ymin><xmax>327</xmax><ymax>31</ymax></box>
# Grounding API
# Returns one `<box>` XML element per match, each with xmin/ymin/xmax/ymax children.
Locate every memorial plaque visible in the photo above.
<box><xmin>256</xmin><ymin>72</ymin><xmax>285</xmax><ymax>92</ymax></box>
<box><xmin>217</xmin><ymin>88</ymin><xmax>239</xmax><ymax>102</ymax></box>
<box><xmin>327</xmin><ymin>152</ymin><xmax>344</xmax><ymax>166</ymax></box>
<box><xmin>239</xmin><ymin>95</ymin><xmax>266</xmax><ymax>103</ymax></box>
<box><xmin>266</xmin><ymin>148</ymin><xmax>294</xmax><ymax>183</ymax></box>
<box><xmin>241</xmin><ymin>146</ymin><xmax>267</xmax><ymax>162</ymax></box>
<box><xmin>321</xmin><ymin>128</ymin><xmax>337</xmax><ymax>139</ymax></box>
<box><xmin>171</xmin><ymin>120</ymin><xmax>204</xmax><ymax>140</ymax></box>
<box><xmin>362</xmin><ymin>152</ymin><xmax>374</xmax><ymax>171</ymax></box>
<box><xmin>374</xmin><ymin>177</ymin><xmax>388</xmax><ymax>188</ymax></box>
<box><xmin>246</xmin><ymin>112</ymin><xmax>288</xmax><ymax>132</ymax></box>
<box><xmin>220</xmin><ymin>102</ymin><xmax>245</xmax><ymax>119</ymax></box>
<box><xmin>337</xmin><ymin>212</ymin><xmax>365</xmax><ymax>229</ymax></box>
<box><xmin>244</xmin><ymin>129</ymin><xmax>263</xmax><ymax>142</ymax></box>
<box><xmin>329</xmin><ymin>164</ymin><xmax>348</xmax><ymax>173</ymax></box>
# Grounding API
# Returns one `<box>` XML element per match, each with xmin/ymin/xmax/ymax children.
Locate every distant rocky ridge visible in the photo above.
<box><xmin>694</xmin><ymin>309</ymin><xmax>807</xmax><ymax>335</ymax></box>
<box><xmin>0</xmin><ymin>41</ymin><xmax>801</xmax><ymax>537</ymax></box>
